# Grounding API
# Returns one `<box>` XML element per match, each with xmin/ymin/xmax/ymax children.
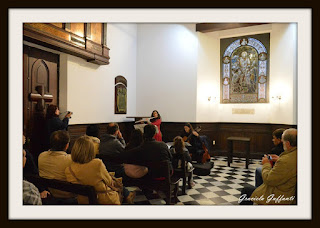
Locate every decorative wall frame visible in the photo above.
<box><xmin>221</xmin><ymin>33</ymin><xmax>270</xmax><ymax>103</ymax></box>
<box><xmin>114</xmin><ymin>76</ymin><xmax>127</xmax><ymax>114</ymax></box>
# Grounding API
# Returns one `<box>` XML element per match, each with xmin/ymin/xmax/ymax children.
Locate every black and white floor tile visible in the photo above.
<box><xmin>127</xmin><ymin>156</ymin><xmax>261</xmax><ymax>205</ymax></box>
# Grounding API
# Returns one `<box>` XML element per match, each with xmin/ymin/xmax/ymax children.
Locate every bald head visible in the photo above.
<box><xmin>282</xmin><ymin>128</ymin><xmax>297</xmax><ymax>151</ymax></box>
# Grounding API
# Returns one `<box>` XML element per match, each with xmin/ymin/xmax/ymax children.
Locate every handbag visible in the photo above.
<box><xmin>68</xmin><ymin>167</ymin><xmax>123</xmax><ymax>204</ymax></box>
<box><xmin>108</xmin><ymin>172</ymin><xmax>124</xmax><ymax>203</ymax></box>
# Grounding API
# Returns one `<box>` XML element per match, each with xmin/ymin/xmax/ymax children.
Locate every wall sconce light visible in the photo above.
<box><xmin>272</xmin><ymin>95</ymin><xmax>282</xmax><ymax>101</ymax></box>
<box><xmin>208</xmin><ymin>96</ymin><xmax>218</xmax><ymax>102</ymax></box>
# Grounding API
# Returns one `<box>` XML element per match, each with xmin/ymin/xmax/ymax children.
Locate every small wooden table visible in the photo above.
<box><xmin>227</xmin><ymin>137</ymin><xmax>251</xmax><ymax>169</ymax></box>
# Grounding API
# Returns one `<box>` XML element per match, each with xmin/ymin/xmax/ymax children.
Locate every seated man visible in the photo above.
<box><xmin>98</xmin><ymin>122</ymin><xmax>128</xmax><ymax>179</ymax></box>
<box><xmin>126</xmin><ymin>124</ymin><xmax>173</xmax><ymax>178</ymax></box>
<box><xmin>240</xmin><ymin>128</ymin><xmax>297</xmax><ymax>205</ymax></box>
<box><xmin>38</xmin><ymin>130</ymin><xmax>75</xmax><ymax>202</ymax></box>
<box><xmin>255</xmin><ymin>128</ymin><xmax>285</xmax><ymax>187</ymax></box>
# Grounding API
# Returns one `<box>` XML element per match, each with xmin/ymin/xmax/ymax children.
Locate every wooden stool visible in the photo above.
<box><xmin>227</xmin><ymin>137</ymin><xmax>251</xmax><ymax>169</ymax></box>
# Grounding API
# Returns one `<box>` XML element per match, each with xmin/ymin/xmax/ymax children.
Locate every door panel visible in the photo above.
<box><xmin>23</xmin><ymin>45</ymin><xmax>59</xmax><ymax>162</ymax></box>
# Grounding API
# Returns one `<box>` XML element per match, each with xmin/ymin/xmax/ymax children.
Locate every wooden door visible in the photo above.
<box><xmin>23</xmin><ymin>45</ymin><xmax>59</xmax><ymax>162</ymax></box>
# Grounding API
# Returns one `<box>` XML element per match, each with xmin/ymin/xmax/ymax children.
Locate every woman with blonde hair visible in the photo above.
<box><xmin>65</xmin><ymin>135</ymin><xmax>135</xmax><ymax>204</ymax></box>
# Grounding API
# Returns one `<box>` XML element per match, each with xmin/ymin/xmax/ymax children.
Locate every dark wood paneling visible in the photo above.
<box><xmin>67</xmin><ymin>122</ymin><xmax>296</xmax><ymax>159</ymax></box>
<box><xmin>196</xmin><ymin>23</ymin><xmax>267</xmax><ymax>33</ymax></box>
<box><xmin>161</xmin><ymin>122</ymin><xmax>296</xmax><ymax>159</ymax></box>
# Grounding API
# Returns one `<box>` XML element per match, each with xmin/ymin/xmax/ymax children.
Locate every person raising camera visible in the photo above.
<box><xmin>45</xmin><ymin>104</ymin><xmax>72</xmax><ymax>150</ymax></box>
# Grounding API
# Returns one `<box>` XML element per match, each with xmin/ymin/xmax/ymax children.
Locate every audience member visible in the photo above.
<box><xmin>99</xmin><ymin>123</ymin><xmax>128</xmax><ymax>179</ymax></box>
<box><xmin>65</xmin><ymin>135</ymin><xmax>135</xmax><ymax>204</ymax></box>
<box><xmin>23</xmin><ymin>134</ymin><xmax>50</xmax><ymax>199</ymax></box>
<box><xmin>23</xmin><ymin>134</ymin><xmax>38</xmax><ymax>176</ymax></box>
<box><xmin>148</xmin><ymin>110</ymin><xmax>162</xmax><ymax>141</ymax></box>
<box><xmin>85</xmin><ymin>124</ymin><xmax>101</xmax><ymax>155</ymax></box>
<box><xmin>255</xmin><ymin>128</ymin><xmax>285</xmax><ymax>187</ymax></box>
<box><xmin>23</xmin><ymin>149</ymin><xmax>42</xmax><ymax>205</ymax></box>
<box><xmin>45</xmin><ymin>105</ymin><xmax>72</xmax><ymax>150</ymax></box>
<box><xmin>123</xmin><ymin>129</ymin><xmax>148</xmax><ymax>179</ymax></box>
<box><xmin>170</xmin><ymin>136</ymin><xmax>195</xmax><ymax>188</ymax></box>
<box><xmin>126</xmin><ymin>124</ymin><xmax>172</xmax><ymax>179</ymax></box>
<box><xmin>240</xmin><ymin>128</ymin><xmax>297</xmax><ymax>205</ymax></box>
<box><xmin>125</xmin><ymin>129</ymin><xmax>143</xmax><ymax>151</ymax></box>
<box><xmin>180</xmin><ymin>123</ymin><xmax>204</xmax><ymax>163</ymax></box>
<box><xmin>38</xmin><ymin>130</ymin><xmax>74</xmax><ymax>200</ymax></box>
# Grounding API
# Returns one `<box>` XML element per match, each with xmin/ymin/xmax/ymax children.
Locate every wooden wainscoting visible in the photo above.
<box><xmin>161</xmin><ymin>122</ymin><xmax>296</xmax><ymax>159</ymax></box>
<box><xmin>68</xmin><ymin>122</ymin><xmax>296</xmax><ymax>159</ymax></box>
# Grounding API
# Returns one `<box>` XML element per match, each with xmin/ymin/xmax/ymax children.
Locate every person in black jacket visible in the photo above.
<box><xmin>254</xmin><ymin>128</ymin><xmax>285</xmax><ymax>187</ymax></box>
<box><xmin>125</xmin><ymin>124</ymin><xmax>172</xmax><ymax>178</ymax></box>
<box><xmin>45</xmin><ymin>105</ymin><xmax>72</xmax><ymax>150</ymax></box>
<box><xmin>23</xmin><ymin>134</ymin><xmax>50</xmax><ymax>200</ymax></box>
<box><xmin>170</xmin><ymin>136</ymin><xmax>195</xmax><ymax>188</ymax></box>
<box><xmin>180</xmin><ymin>123</ymin><xmax>204</xmax><ymax>163</ymax></box>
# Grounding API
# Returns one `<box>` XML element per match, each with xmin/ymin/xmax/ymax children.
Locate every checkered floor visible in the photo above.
<box><xmin>126</xmin><ymin>156</ymin><xmax>261</xmax><ymax>205</ymax></box>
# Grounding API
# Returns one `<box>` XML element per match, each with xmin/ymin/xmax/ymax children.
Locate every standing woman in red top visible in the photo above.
<box><xmin>149</xmin><ymin>110</ymin><xmax>162</xmax><ymax>141</ymax></box>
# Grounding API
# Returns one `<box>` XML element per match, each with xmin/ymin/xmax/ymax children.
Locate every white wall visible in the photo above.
<box><xmin>59</xmin><ymin>24</ymin><xmax>137</xmax><ymax>124</ymax></box>
<box><xmin>196</xmin><ymin>23</ymin><xmax>297</xmax><ymax>125</ymax></box>
<box><xmin>135</xmin><ymin>24</ymin><xmax>199</xmax><ymax>122</ymax></box>
<box><xmin>26</xmin><ymin>23</ymin><xmax>297</xmax><ymax>125</ymax></box>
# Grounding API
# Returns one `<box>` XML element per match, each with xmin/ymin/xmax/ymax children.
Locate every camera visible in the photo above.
<box><xmin>267</xmin><ymin>155</ymin><xmax>272</xmax><ymax>160</ymax></box>
<box><xmin>67</xmin><ymin>111</ymin><xmax>73</xmax><ymax>118</ymax></box>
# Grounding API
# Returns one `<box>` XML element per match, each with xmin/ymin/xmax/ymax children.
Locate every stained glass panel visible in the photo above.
<box><xmin>220</xmin><ymin>34</ymin><xmax>269</xmax><ymax>103</ymax></box>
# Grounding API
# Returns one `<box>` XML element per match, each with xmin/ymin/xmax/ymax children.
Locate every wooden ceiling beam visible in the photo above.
<box><xmin>196</xmin><ymin>23</ymin><xmax>267</xmax><ymax>33</ymax></box>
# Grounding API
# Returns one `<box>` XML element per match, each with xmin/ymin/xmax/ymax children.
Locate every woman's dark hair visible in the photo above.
<box><xmin>127</xmin><ymin>129</ymin><xmax>143</xmax><ymax>148</ymax></box>
<box><xmin>272</xmin><ymin>128</ymin><xmax>285</xmax><ymax>140</ymax></box>
<box><xmin>184</xmin><ymin>123</ymin><xmax>194</xmax><ymax>133</ymax></box>
<box><xmin>86</xmin><ymin>124</ymin><xmax>100</xmax><ymax>138</ymax></box>
<box><xmin>173</xmin><ymin>136</ymin><xmax>185</xmax><ymax>154</ymax></box>
<box><xmin>150</xmin><ymin>110</ymin><xmax>161</xmax><ymax>122</ymax></box>
<box><xmin>46</xmin><ymin>104</ymin><xmax>59</xmax><ymax>119</ymax></box>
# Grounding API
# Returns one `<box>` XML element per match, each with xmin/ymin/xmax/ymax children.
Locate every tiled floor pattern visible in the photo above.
<box><xmin>127</xmin><ymin>156</ymin><xmax>261</xmax><ymax>205</ymax></box>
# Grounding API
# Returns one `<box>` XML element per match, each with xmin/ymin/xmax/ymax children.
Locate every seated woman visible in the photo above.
<box><xmin>65</xmin><ymin>135</ymin><xmax>135</xmax><ymax>205</ymax></box>
<box><xmin>180</xmin><ymin>123</ymin><xmax>204</xmax><ymax>163</ymax></box>
<box><xmin>124</xmin><ymin>129</ymin><xmax>148</xmax><ymax>179</ymax></box>
<box><xmin>170</xmin><ymin>136</ymin><xmax>194</xmax><ymax>188</ymax></box>
<box><xmin>85</xmin><ymin>124</ymin><xmax>100</xmax><ymax>156</ymax></box>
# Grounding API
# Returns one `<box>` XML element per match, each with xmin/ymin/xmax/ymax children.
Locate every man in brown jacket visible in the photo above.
<box><xmin>239</xmin><ymin>128</ymin><xmax>297</xmax><ymax>205</ymax></box>
<box><xmin>38</xmin><ymin>130</ymin><xmax>75</xmax><ymax>202</ymax></box>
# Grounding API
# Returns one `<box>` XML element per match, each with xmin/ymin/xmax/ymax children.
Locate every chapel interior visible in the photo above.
<box><xmin>22</xmin><ymin>22</ymin><xmax>297</xmax><ymax>206</ymax></box>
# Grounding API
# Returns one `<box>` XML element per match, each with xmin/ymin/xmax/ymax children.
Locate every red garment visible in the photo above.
<box><xmin>151</xmin><ymin>119</ymin><xmax>162</xmax><ymax>141</ymax></box>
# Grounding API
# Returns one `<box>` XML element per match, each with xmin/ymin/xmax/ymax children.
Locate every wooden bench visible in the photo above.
<box><xmin>24</xmin><ymin>175</ymin><xmax>98</xmax><ymax>205</ymax></box>
<box><xmin>96</xmin><ymin>154</ymin><xmax>181</xmax><ymax>205</ymax></box>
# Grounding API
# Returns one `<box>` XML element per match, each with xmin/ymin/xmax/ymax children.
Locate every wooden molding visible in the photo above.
<box><xmin>196</xmin><ymin>23</ymin><xmax>267</xmax><ymax>33</ymax></box>
<box><xmin>23</xmin><ymin>23</ymin><xmax>110</xmax><ymax>65</ymax></box>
